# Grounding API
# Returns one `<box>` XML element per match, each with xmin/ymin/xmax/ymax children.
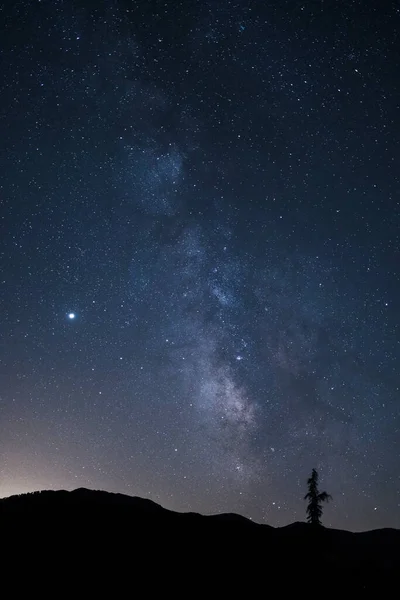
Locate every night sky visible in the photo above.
<box><xmin>1</xmin><ymin>0</ymin><xmax>399</xmax><ymax>531</ymax></box>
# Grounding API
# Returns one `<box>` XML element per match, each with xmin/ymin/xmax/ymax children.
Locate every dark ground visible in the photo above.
<box><xmin>2</xmin><ymin>488</ymin><xmax>399</xmax><ymax>593</ymax></box>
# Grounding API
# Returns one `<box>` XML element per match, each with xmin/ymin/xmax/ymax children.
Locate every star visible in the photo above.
<box><xmin>1</xmin><ymin>0</ymin><xmax>398</xmax><ymax>533</ymax></box>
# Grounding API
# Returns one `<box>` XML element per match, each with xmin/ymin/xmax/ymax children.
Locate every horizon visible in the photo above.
<box><xmin>1</xmin><ymin>484</ymin><xmax>394</xmax><ymax>534</ymax></box>
<box><xmin>0</xmin><ymin>479</ymin><xmax>395</xmax><ymax>533</ymax></box>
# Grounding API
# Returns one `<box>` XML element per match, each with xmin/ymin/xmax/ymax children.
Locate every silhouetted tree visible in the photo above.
<box><xmin>304</xmin><ymin>468</ymin><xmax>331</xmax><ymax>526</ymax></box>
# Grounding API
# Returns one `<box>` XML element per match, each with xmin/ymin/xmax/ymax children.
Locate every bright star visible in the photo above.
<box><xmin>68</xmin><ymin>313</ymin><xmax>76</xmax><ymax>319</ymax></box>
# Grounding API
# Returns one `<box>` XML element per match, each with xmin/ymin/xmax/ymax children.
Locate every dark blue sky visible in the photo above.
<box><xmin>1</xmin><ymin>0</ymin><xmax>399</xmax><ymax>531</ymax></box>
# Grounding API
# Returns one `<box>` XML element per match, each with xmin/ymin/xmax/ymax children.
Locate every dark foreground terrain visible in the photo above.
<box><xmin>1</xmin><ymin>488</ymin><xmax>399</xmax><ymax>592</ymax></box>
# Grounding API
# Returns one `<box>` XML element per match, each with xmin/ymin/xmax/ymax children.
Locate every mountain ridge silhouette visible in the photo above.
<box><xmin>1</xmin><ymin>486</ymin><xmax>397</xmax><ymax>533</ymax></box>
<box><xmin>1</xmin><ymin>487</ymin><xmax>398</xmax><ymax>591</ymax></box>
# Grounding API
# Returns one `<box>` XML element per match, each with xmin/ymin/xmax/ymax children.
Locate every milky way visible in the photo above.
<box><xmin>1</xmin><ymin>0</ymin><xmax>399</xmax><ymax>531</ymax></box>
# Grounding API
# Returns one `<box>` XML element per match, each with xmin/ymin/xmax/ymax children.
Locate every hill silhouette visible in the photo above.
<box><xmin>1</xmin><ymin>488</ymin><xmax>399</xmax><ymax>592</ymax></box>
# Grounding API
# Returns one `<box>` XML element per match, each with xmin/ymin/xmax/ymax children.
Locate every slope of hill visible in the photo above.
<box><xmin>1</xmin><ymin>488</ymin><xmax>398</xmax><ymax>591</ymax></box>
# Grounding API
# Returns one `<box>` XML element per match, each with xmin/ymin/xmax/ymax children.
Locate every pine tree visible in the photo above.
<box><xmin>304</xmin><ymin>468</ymin><xmax>331</xmax><ymax>526</ymax></box>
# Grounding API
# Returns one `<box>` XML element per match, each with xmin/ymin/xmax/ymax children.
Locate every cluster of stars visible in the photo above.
<box><xmin>0</xmin><ymin>0</ymin><xmax>398</xmax><ymax>531</ymax></box>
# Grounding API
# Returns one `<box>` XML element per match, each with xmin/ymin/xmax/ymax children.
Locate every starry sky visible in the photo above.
<box><xmin>1</xmin><ymin>0</ymin><xmax>399</xmax><ymax>531</ymax></box>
